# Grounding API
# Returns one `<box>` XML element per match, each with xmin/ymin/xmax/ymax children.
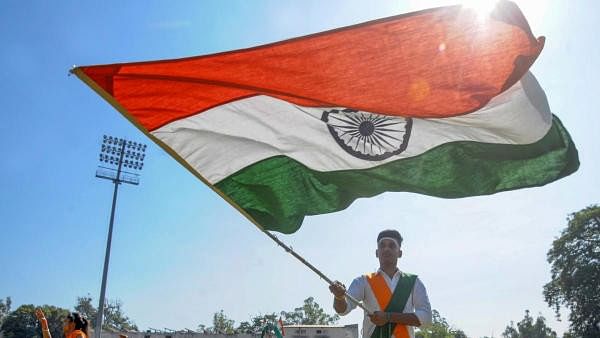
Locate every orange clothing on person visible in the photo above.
<box><xmin>66</xmin><ymin>329</ymin><xmax>87</xmax><ymax>338</ymax></box>
<box><xmin>366</xmin><ymin>272</ymin><xmax>410</xmax><ymax>338</ymax></box>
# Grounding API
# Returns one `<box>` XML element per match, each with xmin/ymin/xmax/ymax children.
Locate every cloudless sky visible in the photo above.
<box><xmin>1</xmin><ymin>1</ymin><xmax>598</xmax><ymax>337</ymax></box>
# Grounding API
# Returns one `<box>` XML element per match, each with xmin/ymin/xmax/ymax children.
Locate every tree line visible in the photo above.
<box><xmin>0</xmin><ymin>294</ymin><xmax>558</xmax><ymax>338</ymax></box>
<box><xmin>0</xmin><ymin>296</ymin><xmax>137</xmax><ymax>338</ymax></box>
<box><xmin>197</xmin><ymin>297</ymin><xmax>339</xmax><ymax>334</ymax></box>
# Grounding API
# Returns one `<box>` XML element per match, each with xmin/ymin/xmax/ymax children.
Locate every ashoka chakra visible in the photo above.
<box><xmin>321</xmin><ymin>108</ymin><xmax>412</xmax><ymax>161</ymax></box>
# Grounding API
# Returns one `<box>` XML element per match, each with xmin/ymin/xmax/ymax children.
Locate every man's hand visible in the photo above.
<box><xmin>368</xmin><ymin>311</ymin><xmax>389</xmax><ymax>326</ymax></box>
<box><xmin>329</xmin><ymin>281</ymin><xmax>348</xmax><ymax>314</ymax></box>
<box><xmin>329</xmin><ymin>281</ymin><xmax>346</xmax><ymax>299</ymax></box>
<box><xmin>35</xmin><ymin>308</ymin><xmax>49</xmax><ymax>330</ymax></box>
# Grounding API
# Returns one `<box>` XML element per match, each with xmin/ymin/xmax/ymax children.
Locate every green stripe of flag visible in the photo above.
<box><xmin>216</xmin><ymin>116</ymin><xmax>578</xmax><ymax>234</ymax></box>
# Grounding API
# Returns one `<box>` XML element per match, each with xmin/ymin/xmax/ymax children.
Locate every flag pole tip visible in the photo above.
<box><xmin>68</xmin><ymin>65</ymin><xmax>78</xmax><ymax>76</ymax></box>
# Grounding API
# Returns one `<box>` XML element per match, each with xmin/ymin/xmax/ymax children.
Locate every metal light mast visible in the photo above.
<box><xmin>95</xmin><ymin>135</ymin><xmax>147</xmax><ymax>338</ymax></box>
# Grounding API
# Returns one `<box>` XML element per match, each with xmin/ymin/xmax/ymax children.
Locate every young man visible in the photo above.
<box><xmin>329</xmin><ymin>230</ymin><xmax>432</xmax><ymax>338</ymax></box>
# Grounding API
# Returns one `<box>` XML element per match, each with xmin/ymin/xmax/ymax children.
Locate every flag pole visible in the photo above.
<box><xmin>69</xmin><ymin>67</ymin><xmax>371</xmax><ymax>314</ymax></box>
<box><xmin>262</xmin><ymin>230</ymin><xmax>373</xmax><ymax>314</ymax></box>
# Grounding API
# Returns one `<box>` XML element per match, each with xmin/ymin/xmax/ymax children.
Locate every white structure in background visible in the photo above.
<box><xmin>101</xmin><ymin>324</ymin><xmax>359</xmax><ymax>338</ymax></box>
<box><xmin>286</xmin><ymin>324</ymin><xmax>358</xmax><ymax>338</ymax></box>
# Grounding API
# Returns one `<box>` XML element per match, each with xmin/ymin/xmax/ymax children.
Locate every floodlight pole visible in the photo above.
<box><xmin>96</xmin><ymin>140</ymin><xmax>125</xmax><ymax>338</ymax></box>
<box><xmin>94</xmin><ymin>136</ymin><xmax>145</xmax><ymax>338</ymax></box>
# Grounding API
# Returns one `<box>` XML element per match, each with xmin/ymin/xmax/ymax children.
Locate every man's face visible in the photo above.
<box><xmin>376</xmin><ymin>238</ymin><xmax>402</xmax><ymax>266</ymax></box>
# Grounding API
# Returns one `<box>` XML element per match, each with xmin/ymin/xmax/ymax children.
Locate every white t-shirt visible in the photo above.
<box><xmin>337</xmin><ymin>269</ymin><xmax>432</xmax><ymax>338</ymax></box>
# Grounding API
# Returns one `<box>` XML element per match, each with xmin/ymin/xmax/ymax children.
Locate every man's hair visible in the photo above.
<box><xmin>377</xmin><ymin>229</ymin><xmax>403</xmax><ymax>247</ymax></box>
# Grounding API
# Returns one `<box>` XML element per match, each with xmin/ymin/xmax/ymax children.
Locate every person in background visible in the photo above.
<box><xmin>35</xmin><ymin>308</ymin><xmax>89</xmax><ymax>338</ymax></box>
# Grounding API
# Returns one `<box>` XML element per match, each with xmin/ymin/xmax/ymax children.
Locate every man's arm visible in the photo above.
<box><xmin>389</xmin><ymin>313</ymin><xmax>421</xmax><ymax>326</ymax></box>
<box><xmin>329</xmin><ymin>281</ymin><xmax>348</xmax><ymax>314</ymax></box>
<box><xmin>333</xmin><ymin>294</ymin><xmax>348</xmax><ymax>314</ymax></box>
<box><xmin>412</xmin><ymin>277</ymin><xmax>432</xmax><ymax>326</ymax></box>
<box><xmin>329</xmin><ymin>277</ymin><xmax>364</xmax><ymax>315</ymax></box>
<box><xmin>368</xmin><ymin>311</ymin><xmax>421</xmax><ymax>326</ymax></box>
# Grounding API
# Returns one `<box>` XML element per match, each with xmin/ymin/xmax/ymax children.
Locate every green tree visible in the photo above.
<box><xmin>103</xmin><ymin>299</ymin><xmax>138</xmax><ymax>331</ymax></box>
<box><xmin>236</xmin><ymin>321</ymin><xmax>254</xmax><ymax>334</ymax></box>
<box><xmin>415</xmin><ymin>309</ymin><xmax>466</xmax><ymax>338</ymax></box>
<box><xmin>0</xmin><ymin>296</ymin><xmax>11</xmax><ymax>326</ymax></box>
<box><xmin>197</xmin><ymin>324</ymin><xmax>208</xmax><ymax>333</ymax></box>
<box><xmin>210</xmin><ymin>309</ymin><xmax>236</xmax><ymax>334</ymax></box>
<box><xmin>281</xmin><ymin>297</ymin><xmax>339</xmax><ymax>325</ymax></box>
<box><xmin>501</xmin><ymin>310</ymin><xmax>557</xmax><ymax>338</ymax></box>
<box><xmin>230</xmin><ymin>297</ymin><xmax>339</xmax><ymax>333</ymax></box>
<box><xmin>245</xmin><ymin>313</ymin><xmax>279</xmax><ymax>333</ymax></box>
<box><xmin>74</xmin><ymin>295</ymin><xmax>138</xmax><ymax>331</ymax></box>
<box><xmin>74</xmin><ymin>295</ymin><xmax>96</xmax><ymax>321</ymax></box>
<box><xmin>451</xmin><ymin>329</ymin><xmax>467</xmax><ymax>338</ymax></box>
<box><xmin>543</xmin><ymin>205</ymin><xmax>600</xmax><ymax>338</ymax></box>
<box><xmin>1</xmin><ymin>304</ymin><xmax>68</xmax><ymax>338</ymax></box>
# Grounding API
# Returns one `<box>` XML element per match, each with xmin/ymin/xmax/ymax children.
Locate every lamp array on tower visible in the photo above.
<box><xmin>99</xmin><ymin>135</ymin><xmax>147</xmax><ymax>170</ymax></box>
<box><xmin>96</xmin><ymin>135</ymin><xmax>147</xmax><ymax>185</ymax></box>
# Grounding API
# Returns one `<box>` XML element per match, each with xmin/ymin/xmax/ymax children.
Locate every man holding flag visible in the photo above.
<box><xmin>329</xmin><ymin>230</ymin><xmax>431</xmax><ymax>338</ymax></box>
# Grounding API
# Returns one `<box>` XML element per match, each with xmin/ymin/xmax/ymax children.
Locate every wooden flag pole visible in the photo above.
<box><xmin>263</xmin><ymin>230</ymin><xmax>374</xmax><ymax>314</ymax></box>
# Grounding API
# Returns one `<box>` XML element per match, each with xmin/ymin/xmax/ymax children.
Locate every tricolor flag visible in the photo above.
<box><xmin>74</xmin><ymin>1</ymin><xmax>578</xmax><ymax>234</ymax></box>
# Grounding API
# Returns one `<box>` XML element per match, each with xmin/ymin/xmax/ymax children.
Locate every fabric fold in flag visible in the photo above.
<box><xmin>73</xmin><ymin>1</ymin><xmax>578</xmax><ymax>234</ymax></box>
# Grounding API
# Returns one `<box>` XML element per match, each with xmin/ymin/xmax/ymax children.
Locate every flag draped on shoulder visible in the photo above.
<box><xmin>74</xmin><ymin>0</ymin><xmax>578</xmax><ymax>234</ymax></box>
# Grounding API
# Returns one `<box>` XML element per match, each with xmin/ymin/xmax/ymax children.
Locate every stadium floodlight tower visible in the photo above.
<box><xmin>95</xmin><ymin>135</ymin><xmax>147</xmax><ymax>338</ymax></box>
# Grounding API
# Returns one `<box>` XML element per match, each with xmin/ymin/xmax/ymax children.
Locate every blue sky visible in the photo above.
<box><xmin>0</xmin><ymin>1</ymin><xmax>598</xmax><ymax>337</ymax></box>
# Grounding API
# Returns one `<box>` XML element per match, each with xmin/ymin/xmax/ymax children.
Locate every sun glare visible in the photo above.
<box><xmin>461</xmin><ymin>0</ymin><xmax>499</xmax><ymax>22</ymax></box>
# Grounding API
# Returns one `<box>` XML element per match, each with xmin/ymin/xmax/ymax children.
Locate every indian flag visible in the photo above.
<box><xmin>74</xmin><ymin>1</ymin><xmax>578</xmax><ymax>234</ymax></box>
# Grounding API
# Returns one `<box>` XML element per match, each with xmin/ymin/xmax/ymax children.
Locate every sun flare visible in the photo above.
<box><xmin>461</xmin><ymin>0</ymin><xmax>499</xmax><ymax>22</ymax></box>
